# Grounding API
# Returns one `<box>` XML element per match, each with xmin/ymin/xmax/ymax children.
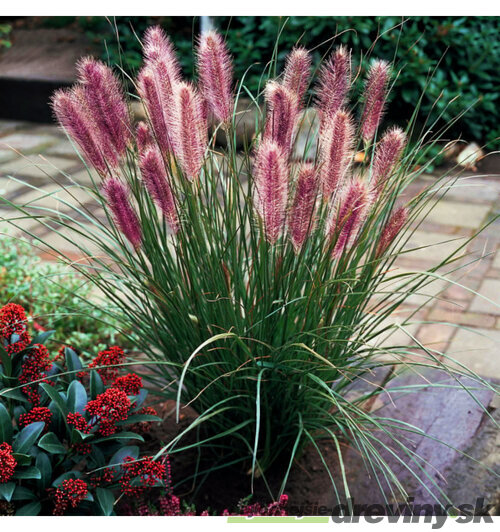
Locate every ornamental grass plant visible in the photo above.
<box><xmin>1</xmin><ymin>25</ymin><xmax>498</xmax><ymax>510</ymax></box>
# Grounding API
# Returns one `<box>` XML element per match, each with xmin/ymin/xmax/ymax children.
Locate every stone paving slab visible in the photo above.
<box><xmin>469</xmin><ymin>278</ymin><xmax>500</xmax><ymax>316</ymax></box>
<box><xmin>447</xmin><ymin>327</ymin><xmax>500</xmax><ymax>376</ymax></box>
<box><xmin>403</xmin><ymin>230</ymin><xmax>467</xmax><ymax>264</ymax></box>
<box><xmin>0</xmin><ymin>154</ymin><xmax>80</xmax><ymax>181</ymax></box>
<box><xmin>421</xmin><ymin>200</ymin><xmax>490</xmax><ymax>229</ymax></box>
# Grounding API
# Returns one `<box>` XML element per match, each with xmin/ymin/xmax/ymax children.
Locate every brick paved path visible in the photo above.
<box><xmin>1</xmin><ymin>119</ymin><xmax>499</xmax><ymax>379</ymax></box>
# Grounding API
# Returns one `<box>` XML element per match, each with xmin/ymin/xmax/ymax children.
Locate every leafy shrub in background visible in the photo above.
<box><xmin>0</xmin><ymin>235</ymin><xmax>131</xmax><ymax>356</ymax></box>
<box><xmin>0</xmin><ymin>302</ymin><xmax>164</xmax><ymax>515</ymax></box>
<box><xmin>73</xmin><ymin>15</ymin><xmax>500</xmax><ymax>149</ymax></box>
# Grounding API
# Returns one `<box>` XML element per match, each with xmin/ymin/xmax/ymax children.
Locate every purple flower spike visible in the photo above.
<box><xmin>283</xmin><ymin>47</ymin><xmax>312</xmax><ymax>108</ymax></box>
<box><xmin>371</xmin><ymin>127</ymin><xmax>406</xmax><ymax>195</ymax></box>
<box><xmin>102</xmin><ymin>177</ymin><xmax>142</xmax><ymax>248</ymax></box>
<box><xmin>76</xmin><ymin>57</ymin><xmax>131</xmax><ymax>158</ymax></box>
<box><xmin>137</xmin><ymin>67</ymin><xmax>172</xmax><ymax>156</ymax></box>
<box><xmin>197</xmin><ymin>30</ymin><xmax>234</xmax><ymax>124</ymax></box>
<box><xmin>316</xmin><ymin>46</ymin><xmax>351</xmax><ymax>127</ymax></box>
<box><xmin>361</xmin><ymin>59</ymin><xmax>391</xmax><ymax>142</ymax></box>
<box><xmin>263</xmin><ymin>81</ymin><xmax>299</xmax><ymax>155</ymax></box>
<box><xmin>327</xmin><ymin>178</ymin><xmax>370</xmax><ymax>257</ymax></box>
<box><xmin>319</xmin><ymin>109</ymin><xmax>355</xmax><ymax>200</ymax></box>
<box><xmin>140</xmin><ymin>147</ymin><xmax>179</xmax><ymax>233</ymax></box>
<box><xmin>254</xmin><ymin>139</ymin><xmax>289</xmax><ymax>244</ymax></box>
<box><xmin>170</xmin><ymin>82</ymin><xmax>207</xmax><ymax>181</ymax></box>
<box><xmin>52</xmin><ymin>88</ymin><xmax>111</xmax><ymax>177</ymax></box>
<box><xmin>376</xmin><ymin>206</ymin><xmax>408</xmax><ymax>257</ymax></box>
<box><xmin>289</xmin><ymin>163</ymin><xmax>318</xmax><ymax>251</ymax></box>
<box><xmin>136</xmin><ymin>121</ymin><xmax>154</xmax><ymax>155</ymax></box>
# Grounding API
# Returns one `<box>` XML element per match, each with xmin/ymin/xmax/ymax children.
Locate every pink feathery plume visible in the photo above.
<box><xmin>102</xmin><ymin>177</ymin><xmax>142</xmax><ymax>248</ymax></box>
<box><xmin>254</xmin><ymin>139</ymin><xmax>289</xmax><ymax>244</ymax></box>
<box><xmin>52</xmin><ymin>88</ymin><xmax>111</xmax><ymax>177</ymax></box>
<box><xmin>282</xmin><ymin>47</ymin><xmax>312</xmax><ymax>108</ymax></box>
<box><xmin>170</xmin><ymin>82</ymin><xmax>208</xmax><ymax>181</ymax></box>
<box><xmin>140</xmin><ymin>147</ymin><xmax>179</xmax><ymax>233</ymax></box>
<box><xmin>371</xmin><ymin>127</ymin><xmax>406</xmax><ymax>194</ymax></box>
<box><xmin>289</xmin><ymin>163</ymin><xmax>318</xmax><ymax>251</ymax></box>
<box><xmin>196</xmin><ymin>30</ymin><xmax>234</xmax><ymax>124</ymax></box>
<box><xmin>143</xmin><ymin>26</ymin><xmax>182</xmax><ymax>105</ymax></box>
<box><xmin>137</xmin><ymin>67</ymin><xmax>172</xmax><ymax>155</ymax></box>
<box><xmin>316</xmin><ymin>46</ymin><xmax>351</xmax><ymax>126</ymax></box>
<box><xmin>376</xmin><ymin>206</ymin><xmax>408</xmax><ymax>257</ymax></box>
<box><xmin>319</xmin><ymin>109</ymin><xmax>355</xmax><ymax>199</ymax></box>
<box><xmin>263</xmin><ymin>81</ymin><xmax>299</xmax><ymax>155</ymax></box>
<box><xmin>136</xmin><ymin>121</ymin><xmax>154</xmax><ymax>155</ymax></box>
<box><xmin>327</xmin><ymin>178</ymin><xmax>370</xmax><ymax>258</ymax></box>
<box><xmin>76</xmin><ymin>57</ymin><xmax>131</xmax><ymax>158</ymax></box>
<box><xmin>361</xmin><ymin>59</ymin><xmax>391</xmax><ymax>142</ymax></box>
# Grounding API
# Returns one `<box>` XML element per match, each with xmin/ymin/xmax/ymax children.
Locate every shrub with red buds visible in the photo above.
<box><xmin>0</xmin><ymin>302</ymin><xmax>31</xmax><ymax>356</ymax></box>
<box><xmin>87</xmin><ymin>345</ymin><xmax>125</xmax><ymax>383</ymax></box>
<box><xmin>19</xmin><ymin>406</ymin><xmax>52</xmax><ymax>432</ymax></box>
<box><xmin>112</xmin><ymin>373</ymin><xmax>143</xmax><ymax>396</ymax></box>
<box><xmin>0</xmin><ymin>443</ymin><xmax>16</xmax><ymax>484</ymax></box>
<box><xmin>52</xmin><ymin>479</ymin><xmax>89</xmax><ymax>515</ymax></box>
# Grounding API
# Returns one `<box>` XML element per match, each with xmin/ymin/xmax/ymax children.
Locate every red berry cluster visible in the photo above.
<box><xmin>18</xmin><ymin>344</ymin><xmax>53</xmax><ymax>405</ymax></box>
<box><xmin>19</xmin><ymin>406</ymin><xmax>52</xmax><ymax>432</ymax></box>
<box><xmin>0</xmin><ymin>303</ymin><xmax>31</xmax><ymax>356</ymax></box>
<box><xmin>87</xmin><ymin>346</ymin><xmax>125</xmax><ymax>383</ymax></box>
<box><xmin>72</xmin><ymin>443</ymin><xmax>92</xmax><ymax>455</ymax></box>
<box><xmin>85</xmin><ymin>387</ymin><xmax>131</xmax><ymax>436</ymax></box>
<box><xmin>52</xmin><ymin>479</ymin><xmax>89</xmax><ymax>515</ymax></box>
<box><xmin>67</xmin><ymin>412</ymin><xmax>91</xmax><ymax>434</ymax></box>
<box><xmin>223</xmin><ymin>494</ymin><xmax>289</xmax><ymax>516</ymax></box>
<box><xmin>0</xmin><ymin>443</ymin><xmax>17</xmax><ymax>484</ymax></box>
<box><xmin>112</xmin><ymin>373</ymin><xmax>143</xmax><ymax>395</ymax></box>
<box><xmin>130</xmin><ymin>406</ymin><xmax>158</xmax><ymax>434</ymax></box>
<box><xmin>90</xmin><ymin>467</ymin><xmax>115</xmax><ymax>488</ymax></box>
<box><xmin>119</xmin><ymin>456</ymin><xmax>167</xmax><ymax>496</ymax></box>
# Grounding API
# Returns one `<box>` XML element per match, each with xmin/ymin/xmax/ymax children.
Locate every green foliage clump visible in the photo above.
<box><xmin>0</xmin><ymin>236</ymin><xmax>126</xmax><ymax>356</ymax></box>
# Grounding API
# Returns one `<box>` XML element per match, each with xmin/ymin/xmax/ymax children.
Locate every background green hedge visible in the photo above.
<box><xmin>55</xmin><ymin>16</ymin><xmax>500</xmax><ymax>148</ymax></box>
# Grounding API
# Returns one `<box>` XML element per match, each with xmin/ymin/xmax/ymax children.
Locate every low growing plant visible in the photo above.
<box><xmin>0</xmin><ymin>302</ymin><xmax>166</xmax><ymax>515</ymax></box>
<box><xmin>0</xmin><ymin>235</ymin><xmax>131</xmax><ymax>356</ymax></box>
<box><xmin>2</xmin><ymin>25</ymin><xmax>498</xmax><ymax>510</ymax></box>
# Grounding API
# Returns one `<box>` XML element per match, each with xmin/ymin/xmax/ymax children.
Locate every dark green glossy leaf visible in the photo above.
<box><xmin>65</xmin><ymin>347</ymin><xmax>83</xmax><ymax>382</ymax></box>
<box><xmin>36</xmin><ymin>452</ymin><xmax>52</xmax><ymax>490</ymax></box>
<box><xmin>13</xmin><ymin>421</ymin><xmax>44</xmax><ymax>454</ymax></box>
<box><xmin>12</xmin><ymin>453</ymin><xmax>31</xmax><ymax>466</ymax></box>
<box><xmin>0</xmin><ymin>343</ymin><xmax>11</xmax><ymax>376</ymax></box>
<box><xmin>13</xmin><ymin>466</ymin><xmax>41</xmax><ymax>480</ymax></box>
<box><xmin>90</xmin><ymin>370</ymin><xmax>104</xmax><ymax>400</ymax></box>
<box><xmin>0</xmin><ymin>482</ymin><xmax>15</xmax><ymax>502</ymax></box>
<box><xmin>12</xmin><ymin>485</ymin><xmax>36</xmax><ymax>501</ymax></box>
<box><xmin>30</xmin><ymin>330</ymin><xmax>55</xmax><ymax>346</ymax></box>
<box><xmin>96</xmin><ymin>487</ymin><xmax>115</xmax><ymax>516</ymax></box>
<box><xmin>108</xmin><ymin>445</ymin><xmax>139</xmax><ymax>467</ymax></box>
<box><xmin>67</xmin><ymin>379</ymin><xmax>87</xmax><ymax>414</ymax></box>
<box><xmin>92</xmin><ymin>431</ymin><xmax>144</xmax><ymax>444</ymax></box>
<box><xmin>38</xmin><ymin>432</ymin><xmax>66</xmax><ymax>454</ymax></box>
<box><xmin>15</xmin><ymin>501</ymin><xmax>41</xmax><ymax>516</ymax></box>
<box><xmin>40</xmin><ymin>383</ymin><xmax>69</xmax><ymax>420</ymax></box>
<box><xmin>0</xmin><ymin>401</ymin><xmax>12</xmax><ymax>443</ymax></box>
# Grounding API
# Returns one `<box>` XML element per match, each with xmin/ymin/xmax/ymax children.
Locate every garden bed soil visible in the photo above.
<box><xmin>142</xmin><ymin>368</ymin><xmax>499</xmax><ymax>516</ymax></box>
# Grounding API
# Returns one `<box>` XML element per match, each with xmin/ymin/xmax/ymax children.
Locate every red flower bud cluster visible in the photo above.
<box><xmin>223</xmin><ymin>494</ymin><xmax>289</xmax><ymax>516</ymax></box>
<box><xmin>87</xmin><ymin>346</ymin><xmax>125</xmax><ymax>384</ymax></box>
<box><xmin>0</xmin><ymin>303</ymin><xmax>31</xmax><ymax>356</ymax></box>
<box><xmin>112</xmin><ymin>373</ymin><xmax>143</xmax><ymax>395</ymax></box>
<box><xmin>19</xmin><ymin>344</ymin><xmax>53</xmax><ymax>405</ymax></box>
<box><xmin>130</xmin><ymin>406</ymin><xmax>159</xmax><ymax>434</ymax></box>
<box><xmin>85</xmin><ymin>387</ymin><xmax>131</xmax><ymax>436</ymax></box>
<box><xmin>19</xmin><ymin>406</ymin><xmax>52</xmax><ymax>432</ymax></box>
<box><xmin>52</xmin><ymin>478</ymin><xmax>89</xmax><ymax>515</ymax></box>
<box><xmin>0</xmin><ymin>443</ymin><xmax>17</xmax><ymax>484</ymax></box>
<box><xmin>119</xmin><ymin>456</ymin><xmax>168</xmax><ymax>496</ymax></box>
<box><xmin>72</xmin><ymin>443</ymin><xmax>92</xmax><ymax>455</ymax></box>
<box><xmin>67</xmin><ymin>412</ymin><xmax>91</xmax><ymax>434</ymax></box>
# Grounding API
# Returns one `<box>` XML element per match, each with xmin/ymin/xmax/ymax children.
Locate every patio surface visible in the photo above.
<box><xmin>1</xmin><ymin>118</ymin><xmax>500</xmax><ymax>381</ymax></box>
